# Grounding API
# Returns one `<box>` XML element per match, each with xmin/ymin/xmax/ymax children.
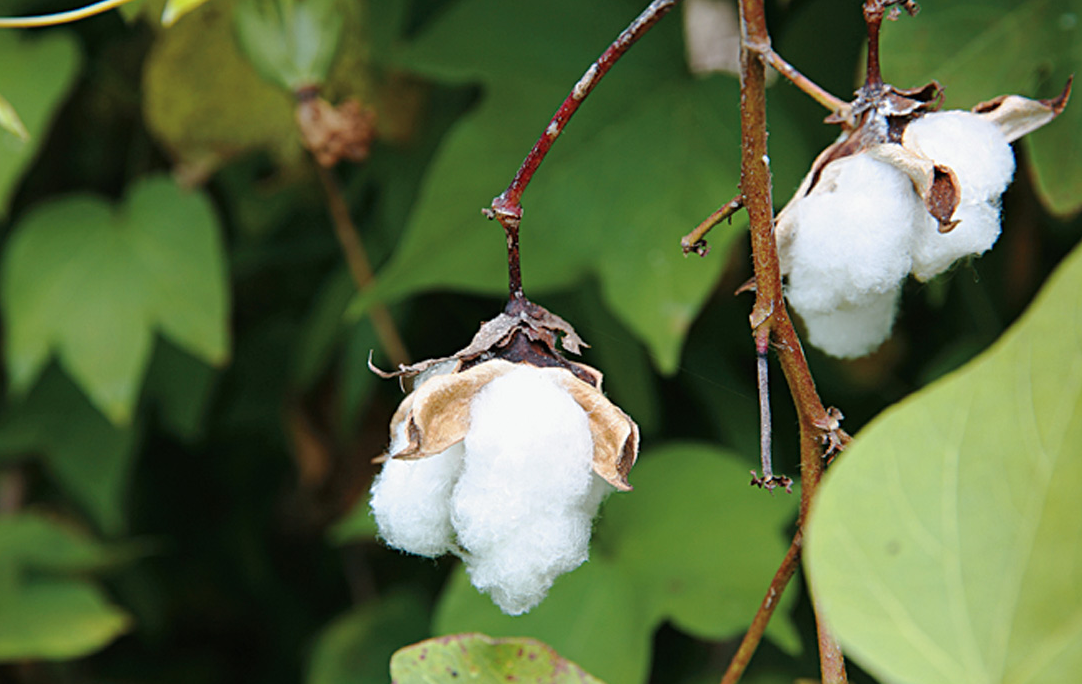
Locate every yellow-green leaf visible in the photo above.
<box><xmin>390</xmin><ymin>634</ymin><xmax>605</xmax><ymax>684</ymax></box>
<box><xmin>161</xmin><ymin>0</ymin><xmax>212</xmax><ymax>26</ymax></box>
<box><xmin>805</xmin><ymin>240</ymin><xmax>1082</xmax><ymax>684</ymax></box>
<box><xmin>0</xmin><ymin>92</ymin><xmax>29</xmax><ymax>142</ymax></box>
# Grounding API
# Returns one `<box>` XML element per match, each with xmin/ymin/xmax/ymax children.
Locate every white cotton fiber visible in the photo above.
<box><xmin>797</xmin><ymin>287</ymin><xmax>900</xmax><ymax>359</ymax></box>
<box><xmin>903</xmin><ymin>111</ymin><xmax>1015</xmax><ymax>201</ymax></box>
<box><xmin>450</xmin><ymin>366</ymin><xmax>606</xmax><ymax>615</ymax></box>
<box><xmin>785</xmin><ymin>154</ymin><xmax>919</xmax><ymax>316</ymax></box>
<box><xmin>910</xmin><ymin>201</ymin><xmax>1001</xmax><ymax>282</ymax></box>
<box><xmin>370</xmin><ymin>421</ymin><xmax>465</xmax><ymax>558</ymax></box>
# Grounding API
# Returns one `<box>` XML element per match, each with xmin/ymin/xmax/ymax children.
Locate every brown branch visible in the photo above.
<box><xmin>315</xmin><ymin>165</ymin><xmax>411</xmax><ymax>369</ymax></box>
<box><xmin>484</xmin><ymin>0</ymin><xmax>680</xmax><ymax>301</ymax></box>
<box><xmin>720</xmin><ymin>530</ymin><xmax>803</xmax><ymax>684</ymax></box>
<box><xmin>760</xmin><ymin>47</ymin><xmax>850</xmax><ymax>117</ymax></box>
<box><xmin>729</xmin><ymin>0</ymin><xmax>849</xmax><ymax>682</ymax></box>
<box><xmin>681</xmin><ymin>195</ymin><xmax>744</xmax><ymax>257</ymax></box>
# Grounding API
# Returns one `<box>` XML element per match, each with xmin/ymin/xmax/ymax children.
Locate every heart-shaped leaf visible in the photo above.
<box><xmin>1</xmin><ymin>175</ymin><xmax>230</xmax><ymax>424</ymax></box>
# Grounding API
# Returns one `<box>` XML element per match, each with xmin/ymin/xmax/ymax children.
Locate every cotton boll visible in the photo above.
<box><xmin>910</xmin><ymin>201</ymin><xmax>1001</xmax><ymax>281</ymax></box>
<box><xmin>904</xmin><ymin>111</ymin><xmax>1015</xmax><ymax>201</ymax></box>
<box><xmin>370</xmin><ymin>419</ymin><xmax>466</xmax><ymax>557</ymax></box>
<box><xmin>785</xmin><ymin>154</ymin><xmax>919</xmax><ymax>315</ymax></box>
<box><xmin>451</xmin><ymin>366</ymin><xmax>604</xmax><ymax>615</ymax></box>
<box><xmin>797</xmin><ymin>287</ymin><xmax>900</xmax><ymax>359</ymax></box>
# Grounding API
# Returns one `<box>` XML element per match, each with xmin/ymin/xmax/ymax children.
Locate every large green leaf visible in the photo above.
<box><xmin>390</xmin><ymin>634</ymin><xmax>605</xmax><ymax>684</ymax></box>
<box><xmin>804</xmin><ymin>240</ymin><xmax>1082</xmax><ymax>684</ymax></box>
<box><xmin>878</xmin><ymin>0</ymin><xmax>1082</xmax><ymax>216</ymax></box>
<box><xmin>1</xmin><ymin>175</ymin><xmax>230</xmax><ymax>424</ymax></box>
<box><xmin>434</xmin><ymin>443</ymin><xmax>800</xmax><ymax>684</ymax></box>
<box><xmin>0</xmin><ymin>367</ymin><xmax>139</xmax><ymax>534</ymax></box>
<box><xmin>349</xmin><ymin>0</ymin><xmax>786</xmax><ymax>373</ymax></box>
<box><xmin>0</xmin><ymin>30</ymin><xmax>81</xmax><ymax>219</ymax></box>
<box><xmin>0</xmin><ymin>514</ymin><xmax>131</xmax><ymax>660</ymax></box>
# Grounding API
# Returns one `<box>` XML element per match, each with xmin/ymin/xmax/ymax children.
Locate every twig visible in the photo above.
<box><xmin>728</xmin><ymin>0</ymin><xmax>850</xmax><ymax>682</ymax></box>
<box><xmin>315</xmin><ymin>165</ymin><xmax>411</xmax><ymax>369</ymax></box>
<box><xmin>681</xmin><ymin>195</ymin><xmax>743</xmax><ymax>257</ymax></box>
<box><xmin>749</xmin><ymin>327</ymin><xmax>792</xmax><ymax>493</ymax></box>
<box><xmin>814</xmin><ymin>596</ymin><xmax>849</xmax><ymax>684</ymax></box>
<box><xmin>862</xmin><ymin>1</ymin><xmax>919</xmax><ymax>89</ymax></box>
<box><xmin>484</xmin><ymin>0</ymin><xmax>680</xmax><ymax>302</ymax></box>
<box><xmin>760</xmin><ymin>47</ymin><xmax>850</xmax><ymax>117</ymax></box>
<box><xmin>0</xmin><ymin>0</ymin><xmax>137</xmax><ymax>27</ymax></box>
<box><xmin>719</xmin><ymin>530</ymin><xmax>803</xmax><ymax>684</ymax></box>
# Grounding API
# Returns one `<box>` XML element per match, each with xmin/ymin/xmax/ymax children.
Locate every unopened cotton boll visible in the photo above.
<box><xmin>903</xmin><ymin>111</ymin><xmax>1015</xmax><ymax>201</ymax></box>
<box><xmin>452</xmin><ymin>366</ymin><xmax>608</xmax><ymax>615</ymax></box>
<box><xmin>798</xmin><ymin>288</ymin><xmax>900</xmax><ymax>359</ymax></box>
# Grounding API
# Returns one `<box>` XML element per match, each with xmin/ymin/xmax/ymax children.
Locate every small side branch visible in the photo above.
<box><xmin>681</xmin><ymin>195</ymin><xmax>744</xmax><ymax>257</ymax></box>
<box><xmin>749</xmin><ymin>328</ymin><xmax>792</xmax><ymax>493</ymax></box>
<box><xmin>759</xmin><ymin>47</ymin><xmax>850</xmax><ymax>118</ymax></box>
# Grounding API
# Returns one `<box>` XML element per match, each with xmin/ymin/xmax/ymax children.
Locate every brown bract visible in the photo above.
<box><xmin>295</xmin><ymin>93</ymin><xmax>377</xmax><ymax>167</ymax></box>
<box><xmin>369</xmin><ymin>300</ymin><xmax>640</xmax><ymax>491</ymax></box>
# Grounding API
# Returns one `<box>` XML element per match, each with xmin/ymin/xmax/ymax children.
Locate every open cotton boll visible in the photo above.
<box><xmin>910</xmin><ymin>201</ymin><xmax>1001</xmax><ymax>282</ymax></box>
<box><xmin>370</xmin><ymin>420</ymin><xmax>466</xmax><ymax>558</ymax></box>
<box><xmin>903</xmin><ymin>111</ymin><xmax>1015</xmax><ymax>201</ymax></box>
<box><xmin>785</xmin><ymin>154</ymin><xmax>919</xmax><ymax>314</ymax></box>
<box><xmin>451</xmin><ymin>365</ymin><xmax>608</xmax><ymax>615</ymax></box>
<box><xmin>797</xmin><ymin>287</ymin><xmax>900</xmax><ymax>359</ymax></box>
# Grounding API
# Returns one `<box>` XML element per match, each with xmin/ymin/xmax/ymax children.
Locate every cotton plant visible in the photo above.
<box><xmin>775</xmin><ymin>22</ymin><xmax>1070</xmax><ymax>358</ymax></box>
<box><xmin>368</xmin><ymin>297</ymin><xmax>639</xmax><ymax>615</ymax></box>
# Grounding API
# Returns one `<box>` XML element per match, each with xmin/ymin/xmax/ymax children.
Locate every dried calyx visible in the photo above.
<box><xmin>775</xmin><ymin>0</ymin><xmax>1071</xmax><ymax>359</ymax></box>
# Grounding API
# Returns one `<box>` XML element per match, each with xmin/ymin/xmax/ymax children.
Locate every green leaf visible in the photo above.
<box><xmin>0</xmin><ymin>30</ymin><xmax>81</xmax><ymax>219</ymax></box>
<box><xmin>0</xmin><ymin>514</ymin><xmax>131</xmax><ymax>660</ymax></box>
<box><xmin>1</xmin><ymin>175</ymin><xmax>230</xmax><ymax>425</ymax></box>
<box><xmin>390</xmin><ymin>634</ymin><xmax>605</xmax><ymax>684</ymax></box>
<box><xmin>349</xmin><ymin>0</ymin><xmax>801</xmax><ymax>373</ymax></box>
<box><xmin>434</xmin><ymin>444</ymin><xmax>800</xmax><ymax>684</ymax></box>
<box><xmin>878</xmin><ymin>0</ymin><xmax>1082</xmax><ymax>216</ymax></box>
<box><xmin>0</xmin><ymin>367</ymin><xmax>139</xmax><ymax>534</ymax></box>
<box><xmin>144</xmin><ymin>338</ymin><xmax>218</xmax><ymax>441</ymax></box>
<box><xmin>307</xmin><ymin>591</ymin><xmax>429</xmax><ymax>684</ymax></box>
<box><xmin>804</xmin><ymin>240</ymin><xmax>1082</xmax><ymax>684</ymax></box>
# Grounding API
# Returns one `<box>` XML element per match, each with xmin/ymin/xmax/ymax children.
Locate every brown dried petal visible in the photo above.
<box><xmin>973</xmin><ymin>79</ymin><xmax>1072</xmax><ymax>143</ymax></box>
<box><xmin>867</xmin><ymin>143</ymin><xmax>960</xmax><ymax>230</ymax></box>
<box><xmin>557</xmin><ymin>372</ymin><xmax>640</xmax><ymax>492</ymax></box>
<box><xmin>385</xmin><ymin>360</ymin><xmax>517</xmax><ymax>461</ymax></box>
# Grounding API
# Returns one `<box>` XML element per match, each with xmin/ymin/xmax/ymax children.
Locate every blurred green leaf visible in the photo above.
<box><xmin>390</xmin><ymin>633</ymin><xmax>605</xmax><ymax>684</ymax></box>
<box><xmin>0</xmin><ymin>30</ymin><xmax>81</xmax><ymax>219</ymax></box>
<box><xmin>0</xmin><ymin>368</ymin><xmax>139</xmax><ymax>534</ymax></box>
<box><xmin>805</xmin><ymin>241</ymin><xmax>1082</xmax><ymax>684</ymax></box>
<box><xmin>349</xmin><ymin>0</ymin><xmax>789</xmax><ymax>373</ymax></box>
<box><xmin>234</xmin><ymin>0</ymin><xmax>343</xmax><ymax>91</ymax></box>
<box><xmin>307</xmin><ymin>591</ymin><xmax>429</xmax><ymax>684</ymax></box>
<box><xmin>434</xmin><ymin>443</ymin><xmax>800</xmax><ymax>684</ymax></box>
<box><xmin>878</xmin><ymin>0</ymin><xmax>1082</xmax><ymax>216</ymax></box>
<box><xmin>0</xmin><ymin>514</ymin><xmax>131</xmax><ymax>660</ymax></box>
<box><xmin>162</xmin><ymin>0</ymin><xmax>213</xmax><ymax>26</ymax></box>
<box><xmin>1</xmin><ymin>175</ymin><xmax>230</xmax><ymax>425</ymax></box>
